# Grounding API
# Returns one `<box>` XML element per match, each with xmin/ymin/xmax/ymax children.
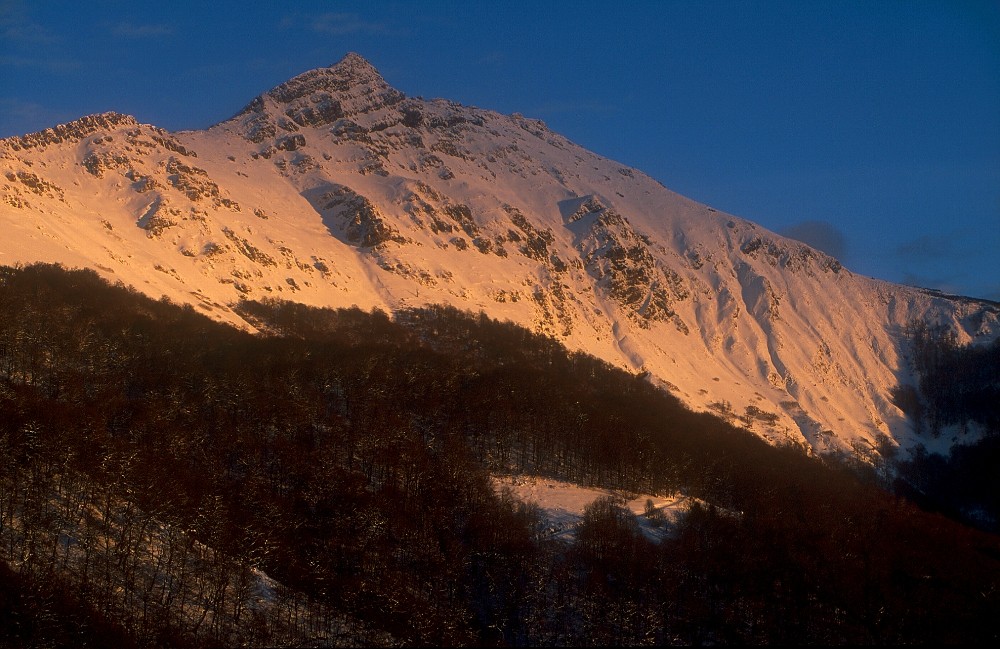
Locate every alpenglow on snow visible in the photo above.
<box><xmin>2</xmin><ymin>53</ymin><xmax>997</xmax><ymax>459</ymax></box>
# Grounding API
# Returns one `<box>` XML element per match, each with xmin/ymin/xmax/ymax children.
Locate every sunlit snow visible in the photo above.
<box><xmin>1</xmin><ymin>54</ymin><xmax>996</xmax><ymax>463</ymax></box>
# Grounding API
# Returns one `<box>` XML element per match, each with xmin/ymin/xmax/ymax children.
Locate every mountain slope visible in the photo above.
<box><xmin>1</xmin><ymin>52</ymin><xmax>996</xmax><ymax>457</ymax></box>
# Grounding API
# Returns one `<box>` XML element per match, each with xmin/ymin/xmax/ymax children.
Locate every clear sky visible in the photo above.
<box><xmin>3</xmin><ymin>1</ymin><xmax>998</xmax><ymax>300</ymax></box>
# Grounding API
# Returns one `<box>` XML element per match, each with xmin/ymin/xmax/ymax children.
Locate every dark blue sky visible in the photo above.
<box><xmin>2</xmin><ymin>1</ymin><xmax>998</xmax><ymax>300</ymax></box>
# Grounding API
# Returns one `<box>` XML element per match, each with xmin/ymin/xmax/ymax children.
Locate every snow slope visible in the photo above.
<box><xmin>2</xmin><ymin>53</ymin><xmax>997</xmax><ymax>458</ymax></box>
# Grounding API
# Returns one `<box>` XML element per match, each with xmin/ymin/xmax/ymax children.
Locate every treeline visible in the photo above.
<box><xmin>1</xmin><ymin>263</ymin><xmax>999</xmax><ymax>646</ymax></box>
<box><xmin>890</xmin><ymin>320</ymin><xmax>1000</xmax><ymax>532</ymax></box>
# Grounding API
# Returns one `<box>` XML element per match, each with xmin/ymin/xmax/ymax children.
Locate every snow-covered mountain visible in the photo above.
<box><xmin>2</xmin><ymin>52</ymin><xmax>996</xmax><ymax>458</ymax></box>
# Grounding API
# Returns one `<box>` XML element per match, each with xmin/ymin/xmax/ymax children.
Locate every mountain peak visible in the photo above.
<box><xmin>332</xmin><ymin>51</ymin><xmax>381</xmax><ymax>77</ymax></box>
<box><xmin>267</xmin><ymin>53</ymin><xmax>395</xmax><ymax>105</ymax></box>
<box><xmin>225</xmin><ymin>53</ymin><xmax>404</xmax><ymax>136</ymax></box>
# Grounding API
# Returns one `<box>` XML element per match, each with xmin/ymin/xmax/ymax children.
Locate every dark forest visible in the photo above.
<box><xmin>1</xmin><ymin>263</ymin><xmax>998</xmax><ymax>646</ymax></box>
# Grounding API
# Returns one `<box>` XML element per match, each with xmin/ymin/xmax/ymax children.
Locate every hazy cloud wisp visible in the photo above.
<box><xmin>779</xmin><ymin>220</ymin><xmax>848</xmax><ymax>261</ymax></box>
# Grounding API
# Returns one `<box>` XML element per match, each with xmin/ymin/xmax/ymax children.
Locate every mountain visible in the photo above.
<box><xmin>1</xmin><ymin>52</ymin><xmax>996</xmax><ymax>458</ymax></box>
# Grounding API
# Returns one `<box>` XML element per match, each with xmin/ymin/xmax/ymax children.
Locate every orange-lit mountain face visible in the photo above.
<box><xmin>2</xmin><ymin>53</ymin><xmax>996</xmax><ymax>459</ymax></box>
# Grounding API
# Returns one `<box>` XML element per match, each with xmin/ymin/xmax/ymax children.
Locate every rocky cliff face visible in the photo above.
<box><xmin>2</xmin><ymin>53</ymin><xmax>997</xmax><ymax>459</ymax></box>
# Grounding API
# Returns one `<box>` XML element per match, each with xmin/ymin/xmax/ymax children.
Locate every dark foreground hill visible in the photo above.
<box><xmin>1</xmin><ymin>263</ymin><xmax>998</xmax><ymax>646</ymax></box>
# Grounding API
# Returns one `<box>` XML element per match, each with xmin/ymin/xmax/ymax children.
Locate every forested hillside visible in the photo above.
<box><xmin>1</xmin><ymin>263</ymin><xmax>998</xmax><ymax>646</ymax></box>
<box><xmin>890</xmin><ymin>321</ymin><xmax>1000</xmax><ymax>532</ymax></box>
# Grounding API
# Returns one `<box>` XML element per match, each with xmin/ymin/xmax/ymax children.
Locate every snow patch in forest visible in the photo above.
<box><xmin>493</xmin><ymin>474</ymin><xmax>694</xmax><ymax>543</ymax></box>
